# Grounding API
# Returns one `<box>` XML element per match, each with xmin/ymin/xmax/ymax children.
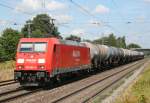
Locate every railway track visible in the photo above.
<box><xmin>0</xmin><ymin>79</ymin><xmax>17</xmax><ymax>87</ymax></box>
<box><xmin>0</xmin><ymin>86</ymin><xmax>42</xmax><ymax>103</ymax></box>
<box><xmin>50</xmin><ymin>59</ymin><xmax>146</xmax><ymax>103</ymax></box>
<box><xmin>0</xmin><ymin>59</ymin><xmax>147</xmax><ymax>103</ymax></box>
<box><xmin>82</xmin><ymin>62</ymin><xmax>146</xmax><ymax>103</ymax></box>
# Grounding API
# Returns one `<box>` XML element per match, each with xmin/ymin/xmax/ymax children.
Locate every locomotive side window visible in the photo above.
<box><xmin>34</xmin><ymin>42</ymin><xmax>47</xmax><ymax>52</ymax></box>
<box><xmin>20</xmin><ymin>42</ymin><xmax>33</xmax><ymax>52</ymax></box>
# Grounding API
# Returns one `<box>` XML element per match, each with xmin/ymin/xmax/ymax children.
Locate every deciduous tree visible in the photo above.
<box><xmin>0</xmin><ymin>28</ymin><xmax>22</xmax><ymax>61</ymax></box>
<box><xmin>127</xmin><ymin>43</ymin><xmax>141</xmax><ymax>49</ymax></box>
<box><xmin>22</xmin><ymin>14</ymin><xmax>60</xmax><ymax>38</ymax></box>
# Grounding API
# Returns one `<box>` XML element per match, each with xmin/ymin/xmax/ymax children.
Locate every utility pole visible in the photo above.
<box><xmin>51</xmin><ymin>18</ymin><xmax>55</xmax><ymax>25</ymax></box>
<box><xmin>42</xmin><ymin>0</ymin><xmax>45</xmax><ymax>9</ymax></box>
<box><xmin>27</xmin><ymin>21</ymin><xmax>32</xmax><ymax>38</ymax></box>
<box><xmin>101</xmin><ymin>32</ymin><xmax>104</xmax><ymax>45</ymax></box>
<box><xmin>50</xmin><ymin>18</ymin><xmax>55</xmax><ymax>35</ymax></box>
<box><xmin>41</xmin><ymin>0</ymin><xmax>46</xmax><ymax>13</ymax></box>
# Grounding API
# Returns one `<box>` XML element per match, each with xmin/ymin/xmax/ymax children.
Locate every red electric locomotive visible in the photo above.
<box><xmin>14</xmin><ymin>38</ymin><xmax>91</xmax><ymax>86</ymax></box>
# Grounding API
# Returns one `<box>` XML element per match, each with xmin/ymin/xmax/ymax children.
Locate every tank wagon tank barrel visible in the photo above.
<box><xmin>81</xmin><ymin>42</ymin><xmax>144</xmax><ymax>68</ymax></box>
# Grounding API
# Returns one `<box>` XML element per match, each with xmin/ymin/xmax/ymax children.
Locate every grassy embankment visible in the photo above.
<box><xmin>0</xmin><ymin>61</ymin><xmax>15</xmax><ymax>81</ymax></box>
<box><xmin>116</xmin><ymin>63</ymin><xmax>150</xmax><ymax>103</ymax></box>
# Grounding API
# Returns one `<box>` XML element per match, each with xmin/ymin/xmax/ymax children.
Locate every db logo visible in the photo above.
<box><xmin>73</xmin><ymin>50</ymin><xmax>80</xmax><ymax>57</ymax></box>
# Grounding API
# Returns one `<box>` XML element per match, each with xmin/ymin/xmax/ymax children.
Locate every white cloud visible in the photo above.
<box><xmin>15</xmin><ymin>0</ymin><xmax>41</xmax><ymax>12</ymax></box>
<box><xmin>136</xmin><ymin>15</ymin><xmax>146</xmax><ymax>23</ymax></box>
<box><xmin>0</xmin><ymin>19</ymin><xmax>16</xmax><ymax>25</ymax></box>
<box><xmin>15</xmin><ymin>0</ymin><xmax>67</xmax><ymax>13</ymax></box>
<box><xmin>46</xmin><ymin>1</ymin><xmax>66</xmax><ymax>11</ymax></box>
<box><xmin>0</xmin><ymin>19</ymin><xmax>7</xmax><ymax>25</ymax></box>
<box><xmin>94</xmin><ymin>4</ymin><xmax>110</xmax><ymax>14</ymax></box>
<box><xmin>15</xmin><ymin>0</ymin><xmax>71</xmax><ymax>23</ymax></box>
<box><xmin>144</xmin><ymin>0</ymin><xmax>150</xmax><ymax>2</ymax></box>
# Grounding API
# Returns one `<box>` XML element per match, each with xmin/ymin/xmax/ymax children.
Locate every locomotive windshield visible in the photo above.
<box><xmin>19</xmin><ymin>42</ymin><xmax>47</xmax><ymax>52</ymax></box>
<box><xmin>34</xmin><ymin>42</ymin><xmax>47</xmax><ymax>52</ymax></box>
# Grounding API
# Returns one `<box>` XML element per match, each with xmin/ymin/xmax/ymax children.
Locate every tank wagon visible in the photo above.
<box><xmin>14</xmin><ymin>38</ymin><xmax>144</xmax><ymax>86</ymax></box>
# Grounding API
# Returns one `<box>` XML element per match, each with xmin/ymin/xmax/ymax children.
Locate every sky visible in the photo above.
<box><xmin>0</xmin><ymin>0</ymin><xmax>150</xmax><ymax>48</ymax></box>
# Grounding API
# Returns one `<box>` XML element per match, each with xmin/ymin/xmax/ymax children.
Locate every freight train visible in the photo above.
<box><xmin>14</xmin><ymin>38</ymin><xmax>144</xmax><ymax>86</ymax></box>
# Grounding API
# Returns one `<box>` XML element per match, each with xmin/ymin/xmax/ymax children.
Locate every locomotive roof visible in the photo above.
<box><xmin>59</xmin><ymin>39</ymin><xmax>85</xmax><ymax>47</ymax></box>
<box><xmin>20</xmin><ymin>38</ymin><xmax>53</xmax><ymax>42</ymax></box>
<box><xmin>19</xmin><ymin>38</ymin><xmax>85</xmax><ymax>47</ymax></box>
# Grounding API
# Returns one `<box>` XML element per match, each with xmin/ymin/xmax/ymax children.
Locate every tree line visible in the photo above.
<box><xmin>92</xmin><ymin>33</ymin><xmax>141</xmax><ymax>49</ymax></box>
<box><xmin>66</xmin><ymin>34</ymin><xmax>141</xmax><ymax>49</ymax></box>
<box><xmin>0</xmin><ymin>14</ymin><xmax>141</xmax><ymax>62</ymax></box>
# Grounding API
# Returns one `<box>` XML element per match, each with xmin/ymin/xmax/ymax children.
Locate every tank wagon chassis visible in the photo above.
<box><xmin>14</xmin><ymin>38</ymin><xmax>144</xmax><ymax>86</ymax></box>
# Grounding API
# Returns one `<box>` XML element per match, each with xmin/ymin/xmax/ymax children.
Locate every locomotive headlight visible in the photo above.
<box><xmin>38</xmin><ymin>59</ymin><xmax>45</xmax><ymax>63</ymax></box>
<box><xmin>38</xmin><ymin>65</ymin><xmax>45</xmax><ymax>69</ymax></box>
<box><xmin>18</xmin><ymin>65</ymin><xmax>24</xmax><ymax>69</ymax></box>
<box><xmin>40</xmin><ymin>66</ymin><xmax>45</xmax><ymax>69</ymax></box>
<box><xmin>17</xmin><ymin>59</ymin><xmax>24</xmax><ymax>63</ymax></box>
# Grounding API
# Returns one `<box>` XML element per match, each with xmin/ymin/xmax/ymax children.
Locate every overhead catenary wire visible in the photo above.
<box><xmin>111</xmin><ymin>0</ymin><xmax>125</xmax><ymax>21</ymax></box>
<box><xmin>0</xmin><ymin>2</ymin><xmax>32</xmax><ymax>15</ymax></box>
<box><xmin>1</xmin><ymin>0</ymin><xmax>148</xmax><ymax>36</ymax></box>
<box><xmin>68</xmin><ymin>0</ymin><xmax>124</xmax><ymax>35</ymax></box>
<box><xmin>0</xmin><ymin>1</ymin><xmax>56</xmax><ymax>22</ymax></box>
<box><xmin>0</xmin><ymin>18</ymin><xmax>24</xmax><ymax>26</ymax></box>
<box><xmin>0</xmin><ymin>1</ymin><xmax>30</xmax><ymax>26</ymax></box>
<box><xmin>0</xmin><ymin>1</ymin><xmax>32</xmax><ymax>35</ymax></box>
<box><xmin>0</xmin><ymin>1</ymin><xmax>71</xmax><ymax>29</ymax></box>
<box><xmin>69</xmin><ymin>0</ymin><xmax>97</xmax><ymax>19</ymax></box>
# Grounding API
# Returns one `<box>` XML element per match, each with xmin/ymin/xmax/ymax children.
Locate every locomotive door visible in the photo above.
<box><xmin>55</xmin><ymin>45</ymin><xmax>61</xmax><ymax>72</ymax></box>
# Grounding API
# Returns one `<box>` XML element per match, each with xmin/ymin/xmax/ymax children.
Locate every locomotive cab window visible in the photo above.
<box><xmin>34</xmin><ymin>42</ymin><xmax>47</xmax><ymax>52</ymax></box>
<box><xmin>20</xmin><ymin>42</ymin><xmax>33</xmax><ymax>52</ymax></box>
<box><xmin>19</xmin><ymin>42</ymin><xmax>47</xmax><ymax>52</ymax></box>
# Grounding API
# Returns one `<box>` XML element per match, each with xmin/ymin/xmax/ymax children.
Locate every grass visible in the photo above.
<box><xmin>116</xmin><ymin>63</ymin><xmax>150</xmax><ymax>103</ymax></box>
<box><xmin>0</xmin><ymin>60</ymin><xmax>15</xmax><ymax>81</ymax></box>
